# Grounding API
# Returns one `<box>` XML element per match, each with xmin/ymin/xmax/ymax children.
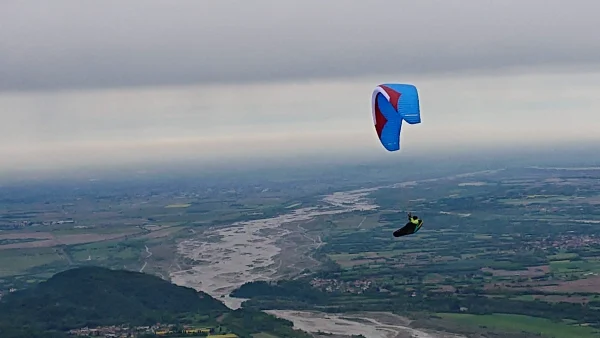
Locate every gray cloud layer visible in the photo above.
<box><xmin>2</xmin><ymin>0</ymin><xmax>600</xmax><ymax>91</ymax></box>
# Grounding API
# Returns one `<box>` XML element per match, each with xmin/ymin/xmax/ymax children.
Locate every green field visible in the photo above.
<box><xmin>165</xmin><ymin>203</ymin><xmax>192</xmax><ymax>208</ymax></box>
<box><xmin>437</xmin><ymin>313</ymin><xmax>600</xmax><ymax>338</ymax></box>
<box><xmin>68</xmin><ymin>240</ymin><xmax>145</xmax><ymax>263</ymax></box>
<box><xmin>0</xmin><ymin>247</ymin><xmax>64</xmax><ymax>278</ymax></box>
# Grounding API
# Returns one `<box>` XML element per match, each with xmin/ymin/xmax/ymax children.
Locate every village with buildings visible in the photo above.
<box><xmin>67</xmin><ymin>324</ymin><xmax>238</xmax><ymax>338</ymax></box>
<box><xmin>310</xmin><ymin>277</ymin><xmax>373</xmax><ymax>294</ymax></box>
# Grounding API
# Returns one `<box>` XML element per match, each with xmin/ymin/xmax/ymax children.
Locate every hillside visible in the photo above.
<box><xmin>0</xmin><ymin>266</ymin><xmax>225</xmax><ymax>333</ymax></box>
<box><xmin>0</xmin><ymin>266</ymin><xmax>311</xmax><ymax>338</ymax></box>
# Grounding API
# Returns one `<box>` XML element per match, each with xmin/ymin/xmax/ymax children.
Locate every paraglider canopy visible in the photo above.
<box><xmin>371</xmin><ymin>83</ymin><xmax>421</xmax><ymax>151</ymax></box>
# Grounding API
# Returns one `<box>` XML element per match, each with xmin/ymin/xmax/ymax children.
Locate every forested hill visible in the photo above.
<box><xmin>0</xmin><ymin>266</ymin><xmax>228</xmax><ymax>335</ymax></box>
<box><xmin>0</xmin><ymin>266</ymin><xmax>312</xmax><ymax>338</ymax></box>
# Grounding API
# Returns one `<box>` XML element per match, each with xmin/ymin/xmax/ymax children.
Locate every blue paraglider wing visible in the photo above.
<box><xmin>371</xmin><ymin>83</ymin><xmax>421</xmax><ymax>152</ymax></box>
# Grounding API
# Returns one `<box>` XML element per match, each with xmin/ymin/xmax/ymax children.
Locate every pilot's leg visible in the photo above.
<box><xmin>393</xmin><ymin>222</ymin><xmax>416</xmax><ymax>237</ymax></box>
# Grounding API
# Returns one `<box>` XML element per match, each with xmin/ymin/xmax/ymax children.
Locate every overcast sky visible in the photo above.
<box><xmin>1</xmin><ymin>0</ymin><xmax>600</xmax><ymax>176</ymax></box>
<box><xmin>2</xmin><ymin>0</ymin><xmax>600</xmax><ymax>91</ymax></box>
